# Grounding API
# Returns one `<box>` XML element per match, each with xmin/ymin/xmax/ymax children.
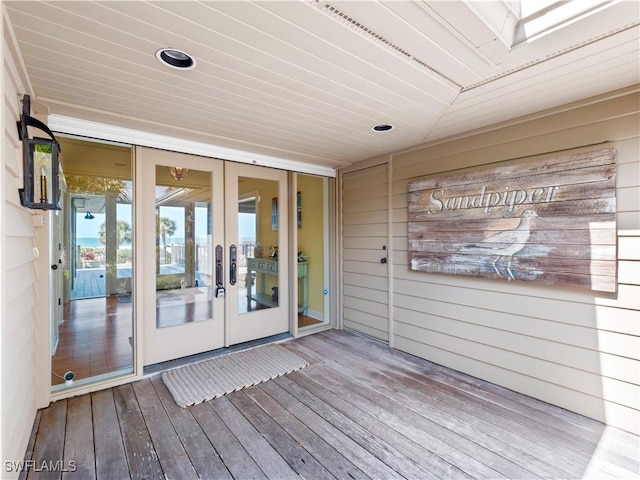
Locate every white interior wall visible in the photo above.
<box><xmin>2</xmin><ymin>6</ymin><xmax>42</xmax><ymax>475</ymax></box>
<box><xmin>384</xmin><ymin>86</ymin><xmax>639</xmax><ymax>434</ymax></box>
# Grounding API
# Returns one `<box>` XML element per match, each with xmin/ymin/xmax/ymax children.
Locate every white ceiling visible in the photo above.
<box><xmin>5</xmin><ymin>1</ymin><xmax>639</xmax><ymax>172</ymax></box>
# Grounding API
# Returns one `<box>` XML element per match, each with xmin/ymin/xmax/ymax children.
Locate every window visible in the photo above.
<box><xmin>513</xmin><ymin>0</ymin><xmax>616</xmax><ymax>45</ymax></box>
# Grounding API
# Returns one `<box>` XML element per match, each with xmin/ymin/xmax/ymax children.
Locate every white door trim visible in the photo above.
<box><xmin>49</xmin><ymin>115</ymin><xmax>336</xmax><ymax>178</ymax></box>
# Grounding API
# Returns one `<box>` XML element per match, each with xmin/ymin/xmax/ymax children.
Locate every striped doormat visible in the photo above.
<box><xmin>162</xmin><ymin>344</ymin><xmax>308</xmax><ymax>407</ymax></box>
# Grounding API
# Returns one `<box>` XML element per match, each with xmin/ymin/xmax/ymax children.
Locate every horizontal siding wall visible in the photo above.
<box><xmin>2</xmin><ymin>7</ymin><xmax>40</xmax><ymax>475</ymax></box>
<box><xmin>387</xmin><ymin>87</ymin><xmax>639</xmax><ymax>434</ymax></box>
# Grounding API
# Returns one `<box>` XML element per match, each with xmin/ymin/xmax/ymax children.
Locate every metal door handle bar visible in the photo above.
<box><xmin>215</xmin><ymin>244</ymin><xmax>223</xmax><ymax>287</ymax></box>
<box><xmin>229</xmin><ymin>244</ymin><xmax>237</xmax><ymax>285</ymax></box>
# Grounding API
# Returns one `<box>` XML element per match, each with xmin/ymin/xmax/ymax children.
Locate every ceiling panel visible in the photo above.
<box><xmin>5</xmin><ymin>0</ymin><xmax>639</xmax><ymax>170</ymax></box>
<box><xmin>382</xmin><ymin>1</ymin><xmax>500</xmax><ymax>79</ymax></box>
<box><xmin>428</xmin><ymin>27</ymin><xmax>640</xmax><ymax>141</ymax></box>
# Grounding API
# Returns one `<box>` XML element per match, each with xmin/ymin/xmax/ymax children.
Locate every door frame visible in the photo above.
<box><xmin>49</xmin><ymin>174</ymin><xmax>67</xmax><ymax>356</ymax></box>
<box><xmin>38</xmin><ymin>119</ymin><xmax>338</xmax><ymax>405</ymax></box>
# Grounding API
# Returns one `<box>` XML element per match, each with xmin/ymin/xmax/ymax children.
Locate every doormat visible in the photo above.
<box><xmin>161</xmin><ymin>344</ymin><xmax>308</xmax><ymax>407</ymax></box>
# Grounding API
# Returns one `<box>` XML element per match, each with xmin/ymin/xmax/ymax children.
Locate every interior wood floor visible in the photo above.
<box><xmin>54</xmin><ymin>296</ymin><xmax>321</xmax><ymax>385</ymax></box>
<box><xmin>52</xmin><ymin>296</ymin><xmax>133</xmax><ymax>386</ymax></box>
<box><xmin>29</xmin><ymin>330</ymin><xmax>639</xmax><ymax>480</ymax></box>
<box><xmin>298</xmin><ymin>314</ymin><xmax>323</xmax><ymax>328</ymax></box>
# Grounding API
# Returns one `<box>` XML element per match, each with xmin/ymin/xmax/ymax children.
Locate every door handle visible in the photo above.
<box><xmin>215</xmin><ymin>245</ymin><xmax>225</xmax><ymax>298</ymax></box>
<box><xmin>380</xmin><ymin>245</ymin><xmax>387</xmax><ymax>264</ymax></box>
<box><xmin>215</xmin><ymin>244</ymin><xmax>223</xmax><ymax>286</ymax></box>
<box><xmin>229</xmin><ymin>244</ymin><xmax>237</xmax><ymax>286</ymax></box>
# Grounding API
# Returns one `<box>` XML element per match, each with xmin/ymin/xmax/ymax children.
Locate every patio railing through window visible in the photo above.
<box><xmin>159</xmin><ymin>241</ymin><xmax>256</xmax><ymax>287</ymax></box>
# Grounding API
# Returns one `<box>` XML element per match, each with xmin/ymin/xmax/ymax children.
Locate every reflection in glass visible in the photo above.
<box><xmin>53</xmin><ymin>137</ymin><xmax>134</xmax><ymax>390</ymax></box>
<box><xmin>155</xmin><ymin>166</ymin><xmax>213</xmax><ymax>328</ymax></box>
<box><xmin>237</xmin><ymin>177</ymin><xmax>279</xmax><ymax>314</ymax></box>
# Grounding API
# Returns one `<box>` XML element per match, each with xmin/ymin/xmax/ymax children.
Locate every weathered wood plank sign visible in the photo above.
<box><xmin>408</xmin><ymin>148</ymin><xmax>617</xmax><ymax>292</ymax></box>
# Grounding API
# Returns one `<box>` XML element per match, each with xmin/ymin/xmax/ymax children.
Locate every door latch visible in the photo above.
<box><xmin>215</xmin><ymin>244</ymin><xmax>225</xmax><ymax>297</ymax></box>
<box><xmin>229</xmin><ymin>244</ymin><xmax>237</xmax><ymax>286</ymax></box>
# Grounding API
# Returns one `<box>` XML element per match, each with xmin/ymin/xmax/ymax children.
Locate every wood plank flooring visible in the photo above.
<box><xmin>53</xmin><ymin>296</ymin><xmax>133</xmax><ymax>386</ymax></box>
<box><xmin>71</xmin><ymin>268</ymin><xmax>108</xmax><ymax>299</ymax></box>
<box><xmin>22</xmin><ymin>330</ymin><xmax>640</xmax><ymax>479</ymax></box>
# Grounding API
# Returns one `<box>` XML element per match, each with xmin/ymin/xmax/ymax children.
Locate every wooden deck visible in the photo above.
<box><xmin>22</xmin><ymin>330</ymin><xmax>639</xmax><ymax>479</ymax></box>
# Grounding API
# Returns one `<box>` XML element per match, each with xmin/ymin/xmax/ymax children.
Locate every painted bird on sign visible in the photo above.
<box><xmin>459</xmin><ymin>209</ymin><xmax>539</xmax><ymax>280</ymax></box>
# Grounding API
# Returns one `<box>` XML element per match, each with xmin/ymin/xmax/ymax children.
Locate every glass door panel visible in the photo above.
<box><xmin>296</xmin><ymin>174</ymin><xmax>330</xmax><ymax>329</ymax></box>
<box><xmin>155</xmin><ymin>167</ymin><xmax>213</xmax><ymax>328</ymax></box>
<box><xmin>238</xmin><ymin>176</ymin><xmax>280</xmax><ymax>314</ymax></box>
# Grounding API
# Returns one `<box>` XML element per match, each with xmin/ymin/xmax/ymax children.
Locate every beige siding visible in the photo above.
<box><xmin>343</xmin><ymin>87</ymin><xmax>640</xmax><ymax>434</ymax></box>
<box><xmin>342</xmin><ymin>164</ymin><xmax>389</xmax><ymax>340</ymax></box>
<box><xmin>2</xmin><ymin>7</ymin><xmax>40</xmax><ymax>475</ymax></box>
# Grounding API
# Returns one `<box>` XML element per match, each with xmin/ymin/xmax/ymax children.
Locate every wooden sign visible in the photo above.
<box><xmin>408</xmin><ymin>148</ymin><xmax>617</xmax><ymax>292</ymax></box>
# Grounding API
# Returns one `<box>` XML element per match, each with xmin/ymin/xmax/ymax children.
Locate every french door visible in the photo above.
<box><xmin>138</xmin><ymin>148</ymin><xmax>289</xmax><ymax>365</ymax></box>
<box><xmin>225</xmin><ymin>161</ymin><xmax>289</xmax><ymax>345</ymax></box>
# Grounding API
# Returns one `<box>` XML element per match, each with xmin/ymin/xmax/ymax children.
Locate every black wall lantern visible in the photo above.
<box><xmin>16</xmin><ymin>94</ymin><xmax>61</xmax><ymax>210</ymax></box>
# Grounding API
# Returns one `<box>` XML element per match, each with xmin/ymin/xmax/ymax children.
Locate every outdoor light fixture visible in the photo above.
<box><xmin>168</xmin><ymin>166</ymin><xmax>189</xmax><ymax>181</ymax></box>
<box><xmin>17</xmin><ymin>94</ymin><xmax>61</xmax><ymax>210</ymax></box>
<box><xmin>84</xmin><ymin>212</ymin><xmax>95</xmax><ymax>220</ymax></box>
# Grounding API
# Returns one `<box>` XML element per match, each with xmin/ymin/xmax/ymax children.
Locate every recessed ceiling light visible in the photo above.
<box><xmin>156</xmin><ymin>48</ymin><xmax>196</xmax><ymax>70</ymax></box>
<box><xmin>373</xmin><ymin>124</ymin><xmax>394</xmax><ymax>132</ymax></box>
